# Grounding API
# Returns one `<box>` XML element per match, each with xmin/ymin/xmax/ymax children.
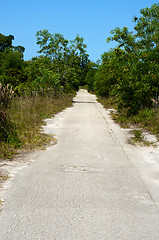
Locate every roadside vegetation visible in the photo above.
<box><xmin>0</xmin><ymin>3</ymin><xmax>159</xmax><ymax>158</ymax></box>
<box><xmin>0</xmin><ymin>93</ymin><xmax>74</xmax><ymax>158</ymax></box>
<box><xmin>0</xmin><ymin>31</ymin><xmax>88</xmax><ymax>158</ymax></box>
<box><xmin>85</xmin><ymin>3</ymin><xmax>159</xmax><ymax>142</ymax></box>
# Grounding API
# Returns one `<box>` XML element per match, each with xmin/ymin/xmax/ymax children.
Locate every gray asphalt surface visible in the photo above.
<box><xmin>1</xmin><ymin>89</ymin><xmax>159</xmax><ymax>239</ymax></box>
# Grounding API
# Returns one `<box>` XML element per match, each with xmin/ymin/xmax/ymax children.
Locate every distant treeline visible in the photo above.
<box><xmin>0</xmin><ymin>30</ymin><xmax>89</xmax><ymax>98</ymax></box>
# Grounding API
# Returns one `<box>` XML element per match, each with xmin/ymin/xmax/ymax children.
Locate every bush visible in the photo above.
<box><xmin>0</xmin><ymin>83</ymin><xmax>14</xmax><ymax>108</ymax></box>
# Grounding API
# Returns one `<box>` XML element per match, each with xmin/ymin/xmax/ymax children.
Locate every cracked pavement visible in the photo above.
<box><xmin>0</xmin><ymin>89</ymin><xmax>159</xmax><ymax>239</ymax></box>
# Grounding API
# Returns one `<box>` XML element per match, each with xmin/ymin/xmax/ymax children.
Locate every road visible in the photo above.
<box><xmin>0</xmin><ymin>89</ymin><xmax>159</xmax><ymax>239</ymax></box>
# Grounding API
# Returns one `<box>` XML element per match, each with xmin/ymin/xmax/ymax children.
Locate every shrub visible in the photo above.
<box><xmin>0</xmin><ymin>83</ymin><xmax>14</xmax><ymax>108</ymax></box>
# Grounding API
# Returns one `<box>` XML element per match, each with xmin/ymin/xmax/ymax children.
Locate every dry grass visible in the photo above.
<box><xmin>97</xmin><ymin>96</ymin><xmax>117</xmax><ymax>109</ymax></box>
<box><xmin>97</xmin><ymin>96</ymin><xmax>159</xmax><ymax>140</ymax></box>
<box><xmin>0</xmin><ymin>93</ymin><xmax>75</xmax><ymax>159</ymax></box>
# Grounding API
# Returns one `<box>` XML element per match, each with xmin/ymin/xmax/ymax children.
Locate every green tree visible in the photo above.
<box><xmin>36</xmin><ymin>30</ymin><xmax>89</xmax><ymax>91</ymax></box>
<box><xmin>0</xmin><ymin>34</ymin><xmax>14</xmax><ymax>52</ymax></box>
<box><xmin>101</xmin><ymin>3</ymin><xmax>159</xmax><ymax>113</ymax></box>
<box><xmin>0</xmin><ymin>33</ymin><xmax>26</xmax><ymax>87</ymax></box>
<box><xmin>85</xmin><ymin>61</ymin><xmax>98</xmax><ymax>92</ymax></box>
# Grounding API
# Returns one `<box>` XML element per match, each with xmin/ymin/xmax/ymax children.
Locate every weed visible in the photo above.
<box><xmin>130</xmin><ymin>129</ymin><xmax>143</xmax><ymax>144</ymax></box>
<box><xmin>132</xmin><ymin>129</ymin><xmax>142</xmax><ymax>140</ymax></box>
<box><xmin>97</xmin><ymin>96</ymin><xmax>159</xmax><ymax>143</ymax></box>
<box><xmin>0</xmin><ymin>174</ymin><xmax>9</xmax><ymax>180</ymax></box>
<box><xmin>97</xmin><ymin>96</ymin><xmax>117</xmax><ymax>109</ymax></box>
<box><xmin>0</xmin><ymin>83</ymin><xmax>14</xmax><ymax>108</ymax></box>
<box><xmin>0</xmin><ymin>93</ymin><xmax>75</xmax><ymax>159</ymax></box>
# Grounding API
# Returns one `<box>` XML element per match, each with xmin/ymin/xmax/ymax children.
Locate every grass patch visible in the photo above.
<box><xmin>97</xmin><ymin>96</ymin><xmax>159</xmax><ymax>142</ymax></box>
<box><xmin>113</xmin><ymin>108</ymin><xmax>159</xmax><ymax>137</ymax></box>
<box><xmin>0</xmin><ymin>93</ymin><xmax>75</xmax><ymax>159</ymax></box>
<box><xmin>132</xmin><ymin>129</ymin><xmax>143</xmax><ymax>140</ymax></box>
<box><xmin>97</xmin><ymin>96</ymin><xmax>118</xmax><ymax>109</ymax></box>
<box><xmin>130</xmin><ymin>129</ymin><xmax>143</xmax><ymax>145</ymax></box>
<box><xmin>129</xmin><ymin>129</ymin><xmax>153</xmax><ymax>146</ymax></box>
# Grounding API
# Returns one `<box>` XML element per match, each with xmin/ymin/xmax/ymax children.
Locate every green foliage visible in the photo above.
<box><xmin>132</xmin><ymin>129</ymin><xmax>143</xmax><ymax>141</ymax></box>
<box><xmin>21</xmin><ymin>56</ymin><xmax>61</xmax><ymax>95</ymax></box>
<box><xmin>36</xmin><ymin>30</ymin><xmax>69</xmax><ymax>60</ymax></box>
<box><xmin>0</xmin><ymin>110</ymin><xmax>20</xmax><ymax>149</ymax></box>
<box><xmin>92</xmin><ymin>3</ymin><xmax>159</xmax><ymax>114</ymax></box>
<box><xmin>0</xmin><ymin>31</ymin><xmax>89</xmax><ymax>158</ymax></box>
<box><xmin>0</xmin><ymin>31</ymin><xmax>89</xmax><ymax>96</ymax></box>
<box><xmin>85</xmin><ymin>61</ymin><xmax>98</xmax><ymax>92</ymax></box>
<box><xmin>94</xmin><ymin>50</ymin><xmax>122</xmax><ymax>97</ymax></box>
<box><xmin>36</xmin><ymin>30</ymin><xmax>89</xmax><ymax>91</ymax></box>
<box><xmin>0</xmin><ymin>34</ymin><xmax>14</xmax><ymax>52</ymax></box>
<box><xmin>0</xmin><ymin>33</ymin><xmax>26</xmax><ymax>88</ymax></box>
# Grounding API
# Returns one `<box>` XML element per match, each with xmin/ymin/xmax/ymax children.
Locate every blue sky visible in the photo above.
<box><xmin>0</xmin><ymin>0</ymin><xmax>158</xmax><ymax>62</ymax></box>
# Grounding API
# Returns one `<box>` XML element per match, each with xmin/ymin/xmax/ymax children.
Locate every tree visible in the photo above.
<box><xmin>98</xmin><ymin>3</ymin><xmax>159</xmax><ymax>113</ymax></box>
<box><xmin>85</xmin><ymin>61</ymin><xmax>98</xmax><ymax>92</ymax></box>
<box><xmin>36</xmin><ymin>30</ymin><xmax>89</xmax><ymax>91</ymax></box>
<box><xmin>24</xmin><ymin>56</ymin><xmax>61</xmax><ymax>95</ymax></box>
<box><xmin>0</xmin><ymin>34</ymin><xmax>14</xmax><ymax>52</ymax></box>
<box><xmin>0</xmin><ymin>33</ymin><xmax>26</xmax><ymax>87</ymax></box>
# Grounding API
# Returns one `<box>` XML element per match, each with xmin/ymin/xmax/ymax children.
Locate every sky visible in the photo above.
<box><xmin>0</xmin><ymin>0</ymin><xmax>158</xmax><ymax>62</ymax></box>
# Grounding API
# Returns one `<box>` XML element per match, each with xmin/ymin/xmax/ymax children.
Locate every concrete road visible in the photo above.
<box><xmin>1</xmin><ymin>89</ymin><xmax>159</xmax><ymax>240</ymax></box>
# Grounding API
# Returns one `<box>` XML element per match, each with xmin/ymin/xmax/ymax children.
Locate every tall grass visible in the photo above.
<box><xmin>113</xmin><ymin>108</ymin><xmax>159</xmax><ymax>136</ymax></box>
<box><xmin>0</xmin><ymin>93</ymin><xmax>75</xmax><ymax>159</ymax></box>
<box><xmin>97</xmin><ymin>96</ymin><xmax>159</xmax><ymax>140</ymax></box>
